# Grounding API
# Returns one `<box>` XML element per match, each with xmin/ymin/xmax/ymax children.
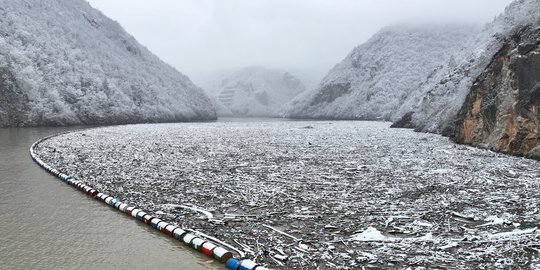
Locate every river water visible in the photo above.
<box><xmin>0</xmin><ymin>127</ymin><xmax>222</xmax><ymax>270</ymax></box>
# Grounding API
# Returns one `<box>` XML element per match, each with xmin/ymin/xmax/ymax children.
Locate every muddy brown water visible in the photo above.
<box><xmin>0</xmin><ymin>127</ymin><xmax>223</xmax><ymax>270</ymax></box>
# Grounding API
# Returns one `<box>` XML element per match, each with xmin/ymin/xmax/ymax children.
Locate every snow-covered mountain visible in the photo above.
<box><xmin>396</xmin><ymin>0</ymin><xmax>540</xmax><ymax>134</ymax></box>
<box><xmin>203</xmin><ymin>67</ymin><xmax>305</xmax><ymax>117</ymax></box>
<box><xmin>0</xmin><ymin>0</ymin><xmax>216</xmax><ymax>127</ymax></box>
<box><xmin>285</xmin><ymin>24</ymin><xmax>479</xmax><ymax>121</ymax></box>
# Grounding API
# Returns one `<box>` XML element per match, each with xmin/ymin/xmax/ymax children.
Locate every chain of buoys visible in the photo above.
<box><xmin>30</xmin><ymin>133</ymin><xmax>270</xmax><ymax>270</ymax></box>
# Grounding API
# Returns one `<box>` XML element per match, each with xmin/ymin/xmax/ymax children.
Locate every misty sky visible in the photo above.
<box><xmin>86</xmin><ymin>0</ymin><xmax>514</xmax><ymax>87</ymax></box>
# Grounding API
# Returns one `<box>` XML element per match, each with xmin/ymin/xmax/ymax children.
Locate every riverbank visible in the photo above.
<box><xmin>33</xmin><ymin>120</ymin><xmax>540</xmax><ymax>269</ymax></box>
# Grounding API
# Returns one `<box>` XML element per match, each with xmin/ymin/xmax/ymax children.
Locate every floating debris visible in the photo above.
<box><xmin>33</xmin><ymin>121</ymin><xmax>540</xmax><ymax>269</ymax></box>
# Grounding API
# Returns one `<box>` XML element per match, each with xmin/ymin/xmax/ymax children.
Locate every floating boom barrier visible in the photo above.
<box><xmin>30</xmin><ymin>134</ymin><xmax>270</xmax><ymax>270</ymax></box>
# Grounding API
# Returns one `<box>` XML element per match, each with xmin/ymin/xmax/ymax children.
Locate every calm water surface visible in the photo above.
<box><xmin>0</xmin><ymin>127</ymin><xmax>222</xmax><ymax>270</ymax></box>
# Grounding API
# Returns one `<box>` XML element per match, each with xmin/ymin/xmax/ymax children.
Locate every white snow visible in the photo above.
<box><xmin>477</xmin><ymin>215</ymin><xmax>512</xmax><ymax>227</ymax></box>
<box><xmin>285</xmin><ymin>24</ymin><xmax>479</xmax><ymax>121</ymax></box>
<box><xmin>439</xmin><ymin>242</ymin><xmax>459</xmax><ymax>250</ymax></box>
<box><xmin>487</xmin><ymin>227</ymin><xmax>538</xmax><ymax>239</ymax></box>
<box><xmin>201</xmin><ymin>66</ymin><xmax>305</xmax><ymax>117</ymax></box>
<box><xmin>0</xmin><ymin>0</ymin><xmax>216</xmax><ymax>126</ymax></box>
<box><xmin>350</xmin><ymin>227</ymin><xmax>394</xmax><ymax>242</ymax></box>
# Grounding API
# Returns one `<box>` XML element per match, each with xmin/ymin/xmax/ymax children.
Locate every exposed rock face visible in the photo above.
<box><xmin>454</xmin><ymin>25</ymin><xmax>540</xmax><ymax>159</ymax></box>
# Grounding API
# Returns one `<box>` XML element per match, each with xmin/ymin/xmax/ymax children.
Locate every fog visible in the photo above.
<box><xmin>86</xmin><ymin>0</ymin><xmax>514</xmax><ymax>87</ymax></box>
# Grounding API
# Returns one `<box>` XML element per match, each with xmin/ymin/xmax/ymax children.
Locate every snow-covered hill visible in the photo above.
<box><xmin>398</xmin><ymin>0</ymin><xmax>540</xmax><ymax>134</ymax></box>
<box><xmin>203</xmin><ymin>67</ymin><xmax>305</xmax><ymax>117</ymax></box>
<box><xmin>0</xmin><ymin>0</ymin><xmax>216</xmax><ymax>127</ymax></box>
<box><xmin>285</xmin><ymin>24</ymin><xmax>479</xmax><ymax>121</ymax></box>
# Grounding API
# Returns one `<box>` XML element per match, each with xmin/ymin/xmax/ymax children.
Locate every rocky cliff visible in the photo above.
<box><xmin>0</xmin><ymin>0</ymin><xmax>216</xmax><ymax>127</ymax></box>
<box><xmin>454</xmin><ymin>25</ymin><xmax>540</xmax><ymax>159</ymax></box>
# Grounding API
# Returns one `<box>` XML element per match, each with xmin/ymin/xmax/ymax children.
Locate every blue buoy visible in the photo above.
<box><xmin>110</xmin><ymin>198</ymin><xmax>118</xmax><ymax>206</ymax></box>
<box><xmin>226</xmin><ymin>258</ymin><xmax>241</xmax><ymax>270</ymax></box>
<box><xmin>136</xmin><ymin>211</ymin><xmax>146</xmax><ymax>221</ymax></box>
<box><xmin>150</xmin><ymin>218</ymin><xmax>162</xmax><ymax>229</ymax></box>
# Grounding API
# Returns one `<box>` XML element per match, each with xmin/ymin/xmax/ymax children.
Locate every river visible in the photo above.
<box><xmin>0</xmin><ymin>127</ymin><xmax>222</xmax><ymax>270</ymax></box>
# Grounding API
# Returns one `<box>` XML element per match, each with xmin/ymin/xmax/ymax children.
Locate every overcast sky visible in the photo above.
<box><xmin>86</xmin><ymin>0</ymin><xmax>513</xmax><ymax>86</ymax></box>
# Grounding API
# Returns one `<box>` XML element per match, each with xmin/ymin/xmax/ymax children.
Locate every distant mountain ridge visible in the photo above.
<box><xmin>0</xmin><ymin>0</ymin><xmax>216</xmax><ymax>127</ymax></box>
<box><xmin>203</xmin><ymin>66</ymin><xmax>305</xmax><ymax>117</ymax></box>
<box><xmin>285</xmin><ymin>24</ymin><xmax>479</xmax><ymax>121</ymax></box>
